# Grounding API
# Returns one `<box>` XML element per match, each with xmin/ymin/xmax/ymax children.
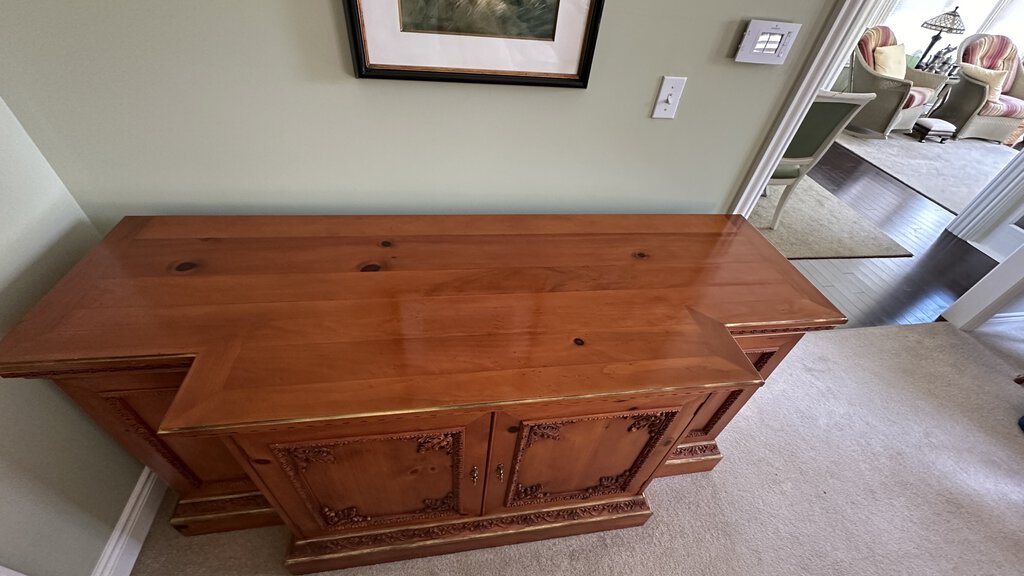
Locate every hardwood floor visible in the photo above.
<box><xmin>793</xmin><ymin>143</ymin><xmax>998</xmax><ymax>329</ymax></box>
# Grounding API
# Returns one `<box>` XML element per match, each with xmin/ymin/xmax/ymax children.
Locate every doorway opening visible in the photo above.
<box><xmin>735</xmin><ymin>0</ymin><xmax>1024</xmax><ymax>328</ymax></box>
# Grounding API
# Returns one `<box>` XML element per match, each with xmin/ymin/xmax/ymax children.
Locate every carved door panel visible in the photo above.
<box><xmin>230</xmin><ymin>411</ymin><xmax>492</xmax><ymax>539</ymax></box>
<box><xmin>484</xmin><ymin>395</ymin><xmax>708</xmax><ymax>513</ymax></box>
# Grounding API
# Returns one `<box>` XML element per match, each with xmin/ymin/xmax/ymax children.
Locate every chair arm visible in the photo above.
<box><xmin>905</xmin><ymin>68</ymin><xmax>947</xmax><ymax>91</ymax></box>
<box><xmin>851</xmin><ymin>60</ymin><xmax>913</xmax><ymax>93</ymax></box>
<box><xmin>930</xmin><ymin>74</ymin><xmax>988</xmax><ymax>129</ymax></box>
<box><xmin>848</xmin><ymin>62</ymin><xmax>911</xmax><ymax>133</ymax></box>
<box><xmin>852</xmin><ymin>61</ymin><xmax>910</xmax><ymax>95</ymax></box>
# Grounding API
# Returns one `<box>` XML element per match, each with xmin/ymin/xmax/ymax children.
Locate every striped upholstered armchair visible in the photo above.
<box><xmin>846</xmin><ymin>26</ymin><xmax>947</xmax><ymax>137</ymax></box>
<box><xmin>931</xmin><ymin>34</ymin><xmax>1024</xmax><ymax>142</ymax></box>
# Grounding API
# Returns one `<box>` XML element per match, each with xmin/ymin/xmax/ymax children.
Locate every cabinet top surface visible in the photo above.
<box><xmin>0</xmin><ymin>215</ymin><xmax>842</xmax><ymax>432</ymax></box>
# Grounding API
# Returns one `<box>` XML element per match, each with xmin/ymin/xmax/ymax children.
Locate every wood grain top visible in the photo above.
<box><xmin>0</xmin><ymin>215</ymin><xmax>844</xmax><ymax>432</ymax></box>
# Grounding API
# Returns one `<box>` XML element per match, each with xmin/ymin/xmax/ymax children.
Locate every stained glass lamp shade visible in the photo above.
<box><xmin>922</xmin><ymin>7</ymin><xmax>966</xmax><ymax>34</ymax></box>
<box><xmin>918</xmin><ymin>7</ymin><xmax>966</xmax><ymax>67</ymax></box>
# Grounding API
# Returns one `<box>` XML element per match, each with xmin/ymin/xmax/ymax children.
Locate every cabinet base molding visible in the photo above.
<box><xmin>654</xmin><ymin>441</ymin><xmax>723</xmax><ymax>477</ymax></box>
<box><xmin>285</xmin><ymin>496</ymin><xmax>652</xmax><ymax>574</ymax></box>
<box><xmin>170</xmin><ymin>492</ymin><xmax>281</xmax><ymax>535</ymax></box>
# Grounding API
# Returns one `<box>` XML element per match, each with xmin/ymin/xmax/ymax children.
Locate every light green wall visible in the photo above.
<box><xmin>0</xmin><ymin>97</ymin><xmax>143</xmax><ymax>575</ymax></box>
<box><xmin>0</xmin><ymin>0</ymin><xmax>839</xmax><ymax>233</ymax></box>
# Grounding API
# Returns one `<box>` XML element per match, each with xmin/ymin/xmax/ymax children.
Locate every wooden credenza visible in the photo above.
<box><xmin>0</xmin><ymin>215</ymin><xmax>843</xmax><ymax>572</ymax></box>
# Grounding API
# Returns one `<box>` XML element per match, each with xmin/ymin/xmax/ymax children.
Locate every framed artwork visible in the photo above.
<box><xmin>344</xmin><ymin>0</ymin><xmax>605</xmax><ymax>88</ymax></box>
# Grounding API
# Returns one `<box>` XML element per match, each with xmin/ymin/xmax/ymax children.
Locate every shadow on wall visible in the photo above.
<box><xmin>0</xmin><ymin>378</ymin><xmax>140</xmax><ymax>530</ymax></box>
<box><xmin>0</xmin><ymin>220</ymin><xmax>142</xmax><ymax>574</ymax></box>
<box><xmin>273</xmin><ymin>0</ymin><xmax>354</xmax><ymax>83</ymax></box>
<box><xmin>0</xmin><ymin>220</ymin><xmax>99</xmax><ymax>331</ymax></box>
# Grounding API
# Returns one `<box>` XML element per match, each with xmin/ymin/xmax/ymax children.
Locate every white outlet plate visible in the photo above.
<box><xmin>652</xmin><ymin>76</ymin><xmax>687</xmax><ymax>119</ymax></box>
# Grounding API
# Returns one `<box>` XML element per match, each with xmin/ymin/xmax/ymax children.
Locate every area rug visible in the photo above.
<box><xmin>129</xmin><ymin>323</ymin><xmax>1024</xmax><ymax>576</ymax></box>
<box><xmin>836</xmin><ymin>131</ymin><xmax>1018</xmax><ymax>214</ymax></box>
<box><xmin>749</xmin><ymin>177</ymin><xmax>912</xmax><ymax>259</ymax></box>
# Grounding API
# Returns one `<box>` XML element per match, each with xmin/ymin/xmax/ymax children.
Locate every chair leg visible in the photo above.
<box><xmin>769</xmin><ymin>180</ymin><xmax>800</xmax><ymax>230</ymax></box>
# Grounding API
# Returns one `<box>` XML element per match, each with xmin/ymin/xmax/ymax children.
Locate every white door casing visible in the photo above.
<box><xmin>731</xmin><ymin>0</ymin><xmax>882</xmax><ymax>218</ymax></box>
<box><xmin>947</xmin><ymin>150</ymin><xmax>1024</xmax><ymax>261</ymax></box>
<box><xmin>943</xmin><ymin>245</ymin><xmax>1024</xmax><ymax>330</ymax></box>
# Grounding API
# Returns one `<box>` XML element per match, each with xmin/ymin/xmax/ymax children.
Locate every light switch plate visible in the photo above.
<box><xmin>652</xmin><ymin>76</ymin><xmax>687</xmax><ymax>119</ymax></box>
<box><xmin>735</xmin><ymin>20</ymin><xmax>802</xmax><ymax>65</ymax></box>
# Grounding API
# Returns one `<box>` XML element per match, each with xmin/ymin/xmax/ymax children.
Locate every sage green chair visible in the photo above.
<box><xmin>766</xmin><ymin>90</ymin><xmax>876</xmax><ymax>229</ymax></box>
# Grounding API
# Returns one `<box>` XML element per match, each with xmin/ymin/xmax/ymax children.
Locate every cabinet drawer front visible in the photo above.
<box><xmin>230</xmin><ymin>412</ymin><xmax>491</xmax><ymax>539</ymax></box>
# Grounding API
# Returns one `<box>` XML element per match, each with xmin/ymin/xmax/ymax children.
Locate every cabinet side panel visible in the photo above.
<box><xmin>55</xmin><ymin>370</ymin><xmax>258</xmax><ymax>497</ymax></box>
<box><xmin>108</xmin><ymin>388</ymin><xmax>252</xmax><ymax>482</ymax></box>
<box><xmin>56</xmin><ymin>374</ymin><xmax>201</xmax><ymax>493</ymax></box>
<box><xmin>733</xmin><ymin>333</ymin><xmax>804</xmax><ymax>378</ymax></box>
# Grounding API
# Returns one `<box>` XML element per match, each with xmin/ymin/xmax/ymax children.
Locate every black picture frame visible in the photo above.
<box><xmin>344</xmin><ymin>0</ymin><xmax>605</xmax><ymax>88</ymax></box>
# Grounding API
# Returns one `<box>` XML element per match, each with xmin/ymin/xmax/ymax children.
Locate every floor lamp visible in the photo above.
<box><xmin>916</xmin><ymin>6</ymin><xmax>965</xmax><ymax>69</ymax></box>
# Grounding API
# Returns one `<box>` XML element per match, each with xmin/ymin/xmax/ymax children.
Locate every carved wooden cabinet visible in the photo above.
<box><xmin>0</xmin><ymin>215</ymin><xmax>845</xmax><ymax>573</ymax></box>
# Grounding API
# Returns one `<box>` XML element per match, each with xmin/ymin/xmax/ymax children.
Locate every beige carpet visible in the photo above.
<box><xmin>131</xmin><ymin>323</ymin><xmax>1024</xmax><ymax>576</ymax></box>
<box><xmin>837</xmin><ymin>132</ymin><xmax>1018</xmax><ymax>214</ymax></box>
<box><xmin>750</xmin><ymin>177</ymin><xmax>912</xmax><ymax>259</ymax></box>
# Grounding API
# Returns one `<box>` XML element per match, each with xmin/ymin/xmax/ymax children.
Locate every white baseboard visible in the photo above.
<box><xmin>0</xmin><ymin>565</ymin><xmax>30</xmax><ymax>576</ymax></box>
<box><xmin>91</xmin><ymin>468</ymin><xmax>167</xmax><ymax>576</ymax></box>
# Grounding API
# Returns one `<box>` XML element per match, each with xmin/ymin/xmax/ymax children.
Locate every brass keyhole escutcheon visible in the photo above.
<box><xmin>470</xmin><ymin>466</ymin><xmax>479</xmax><ymax>485</ymax></box>
<box><xmin>496</xmin><ymin>463</ymin><xmax>505</xmax><ymax>482</ymax></box>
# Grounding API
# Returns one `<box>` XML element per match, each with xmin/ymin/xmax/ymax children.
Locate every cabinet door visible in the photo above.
<box><xmin>484</xmin><ymin>394</ymin><xmax>708</xmax><ymax>513</ymax></box>
<box><xmin>230</xmin><ymin>412</ymin><xmax>491</xmax><ymax>539</ymax></box>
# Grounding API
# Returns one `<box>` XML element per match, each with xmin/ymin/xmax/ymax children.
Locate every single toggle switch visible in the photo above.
<box><xmin>651</xmin><ymin>76</ymin><xmax>687</xmax><ymax>119</ymax></box>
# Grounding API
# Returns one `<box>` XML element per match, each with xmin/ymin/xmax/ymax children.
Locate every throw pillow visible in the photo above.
<box><xmin>960</xmin><ymin>62</ymin><xmax>1009</xmax><ymax>103</ymax></box>
<box><xmin>873</xmin><ymin>44</ymin><xmax>907</xmax><ymax>79</ymax></box>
